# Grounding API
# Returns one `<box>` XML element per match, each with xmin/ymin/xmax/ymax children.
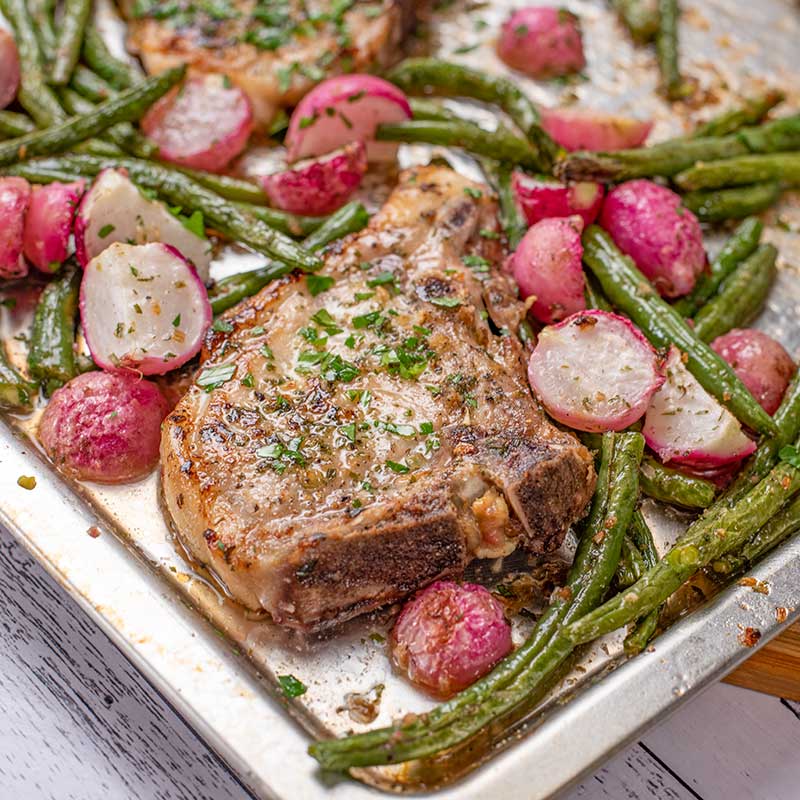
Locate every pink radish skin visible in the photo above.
<box><xmin>711</xmin><ymin>329</ymin><xmax>796</xmax><ymax>415</ymax></box>
<box><xmin>512</xmin><ymin>171</ymin><xmax>604</xmax><ymax>227</ymax></box>
<box><xmin>496</xmin><ymin>7</ymin><xmax>585</xmax><ymax>79</ymax></box>
<box><xmin>511</xmin><ymin>215</ymin><xmax>586</xmax><ymax>324</ymax></box>
<box><xmin>39</xmin><ymin>371</ymin><xmax>169</xmax><ymax>484</ymax></box>
<box><xmin>80</xmin><ymin>242</ymin><xmax>211</xmax><ymax>375</ymax></box>
<box><xmin>539</xmin><ymin>107</ymin><xmax>652</xmax><ymax>152</ymax></box>
<box><xmin>391</xmin><ymin>581</ymin><xmax>512</xmax><ymax>697</ymax></box>
<box><xmin>142</xmin><ymin>74</ymin><xmax>254</xmax><ymax>172</ymax></box>
<box><xmin>285</xmin><ymin>74</ymin><xmax>411</xmax><ymax>162</ymax></box>
<box><xmin>260</xmin><ymin>142</ymin><xmax>368</xmax><ymax>216</ymax></box>
<box><xmin>0</xmin><ymin>177</ymin><xmax>31</xmax><ymax>279</ymax></box>
<box><xmin>643</xmin><ymin>346</ymin><xmax>756</xmax><ymax>468</ymax></box>
<box><xmin>600</xmin><ymin>180</ymin><xmax>706</xmax><ymax>298</ymax></box>
<box><xmin>0</xmin><ymin>29</ymin><xmax>20</xmax><ymax>109</ymax></box>
<box><xmin>23</xmin><ymin>180</ymin><xmax>86</xmax><ymax>273</ymax></box>
<box><xmin>528</xmin><ymin>310</ymin><xmax>664</xmax><ymax>432</ymax></box>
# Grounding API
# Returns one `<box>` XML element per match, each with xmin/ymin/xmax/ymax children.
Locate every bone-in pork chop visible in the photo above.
<box><xmin>161</xmin><ymin>165</ymin><xmax>596</xmax><ymax>630</ymax></box>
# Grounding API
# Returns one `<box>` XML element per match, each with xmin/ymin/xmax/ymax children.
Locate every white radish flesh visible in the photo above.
<box><xmin>23</xmin><ymin>180</ymin><xmax>86</xmax><ymax>273</ymax></box>
<box><xmin>0</xmin><ymin>177</ymin><xmax>31</xmax><ymax>279</ymax></box>
<box><xmin>0</xmin><ymin>29</ymin><xmax>20</xmax><ymax>110</ymax></box>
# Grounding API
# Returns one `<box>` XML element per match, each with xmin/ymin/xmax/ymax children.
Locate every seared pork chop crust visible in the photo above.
<box><xmin>161</xmin><ymin>166</ymin><xmax>595</xmax><ymax>629</ymax></box>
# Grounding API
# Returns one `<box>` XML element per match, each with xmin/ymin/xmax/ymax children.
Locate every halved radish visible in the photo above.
<box><xmin>285</xmin><ymin>74</ymin><xmax>411</xmax><ymax>162</ymax></box>
<box><xmin>23</xmin><ymin>180</ymin><xmax>86</xmax><ymax>273</ymax></box>
<box><xmin>80</xmin><ymin>242</ymin><xmax>211</xmax><ymax>375</ymax></box>
<box><xmin>141</xmin><ymin>74</ymin><xmax>254</xmax><ymax>173</ymax></box>
<box><xmin>539</xmin><ymin>107</ymin><xmax>653</xmax><ymax>152</ymax></box>
<box><xmin>643</xmin><ymin>346</ymin><xmax>756</xmax><ymax>467</ymax></box>
<box><xmin>74</xmin><ymin>168</ymin><xmax>212</xmax><ymax>281</ymax></box>
<box><xmin>511</xmin><ymin>215</ymin><xmax>586</xmax><ymax>324</ymax></box>
<box><xmin>260</xmin><ymin>142</ymin><xmax>368</xmax><ymax>216</ymax></box>
<box><xmin>0</xmin><ymin>177</ymin><xmax>31</xmax><ymax>279</ymax></box>
<box><xmin>512</xmin><ymin>171</ymin><xmax>604</xmax><ymax>227</ymax></box>
<box><xmin>528</xmin><ymin>310</ymin><xmax>664</xmax><ymax>432</ymax></box>
<box><xmin>0</xmin><ymin>29</ymin><xmax>20</xmax><ymax>110</ymax></box>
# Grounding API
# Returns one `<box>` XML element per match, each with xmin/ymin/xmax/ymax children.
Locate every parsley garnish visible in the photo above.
<box><xmin>196</xmin><ymin>363</ymin><xmax>236</xmax><ymax>391</ymax></box>
<box><xmin>277</xmin><ymin>674</ymin><xmax>307</xmax><ymax>698</ymax></box>
<box><xmin>779</xmin><ymin>445</ymin><xmax>800</xmax><ymax>468</ymax></box>
<box><xmin>310</xmin><ymin>308</ymin><xmax>343</xmax><ymax>335</ymax></box>
<box><xmin>98</xmin><ymin>223</ymin><xmax>115</xmax><ymax>238</ymax></box>
<box><xmin>367</xmin><ymin>272</ymin><xmax>397</xmax><ymax>288</ymax></box>
<box><xmin>212</xmin><ymin>319</ymin><xmax>234</xmax><ymax>333</ymax></box>
<box><xmin>385</xmin><ymin>460</ymin><xmax>410</xmax><ymax>474</ymax></box>
<box><xmin>463</xmin><ymin>187</ymin><xmax>482</xmax><ymax>199</ymax></box>
<box><xmin>430</xmin><ymin>296</ymin><xmax>462</xmax><ymax>308</ymax></box>
<box><xmin>306</xmin><ymin>274</ymin><xmax>335</xmax><ymax>297</ymax></box>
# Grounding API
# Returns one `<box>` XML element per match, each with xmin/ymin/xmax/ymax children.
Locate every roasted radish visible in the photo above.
<box><xmin>23</xmin><ymin>180</ymin><xmax>86</xmax><ymax>273</ymax></box>
<box><xmin>74</xmin><ymin>168</ymin><xmax>213</xmax><ymax>281</ymax></box>
<box><xmin>141</xmin><ymin>74</ymin><xmax>254</xmax><ymax>172</ymax></box>
<box><xmin>0</xmin><ymin>29</ymin><xmax>20</xmax><ymax>110</ymax></box>
<box><xmin>539</xmin><ymin>107</ymin><xmax>652</xmax><ymax>152</ymax></box>
<box><xmin>39</xmin><ymin>371</ymin><xmax>170</xmax><ymax>484</ymax></box>
<box><xmin>285</xmin><ymin>74</ymin><xmax>411</xmax><ymax>162</ymax></box>
<box><xmin>512</xmin><ymin>171</ymin><xmax>604</xmax><ymax>227</ymax></box>
<box><xmin>0</xmin><ymin>177</ymin><xmax>31</xmax><ymax>279</ymax></box>
<box><xmin>600</xmin><ymin>179</ymin><xmax>705</xmax><ymax>298</ymax></box>
<box><xmin>643</xmin><ymin>346</ymin><xmax>756</xmax><ymax>467</ymax></box>
<box><xmin>260</xmin><ymin>142</ymin><xmax>368</xmax><ymax>216</ymax></box>
<box><xmin>528</xmin><ymin>310</ymin><xmax>664</xmax><ymax>432</ymax></box>
<box><xmin>391</xmin><ymin>581</ymin><xmax>512</xmax><ymax>697</ymax></box>
<box><xmin>511</xmin><ymin>215</ymin><xmax>586</xmax><ymax>324</ymax></box>
<box><xmin>80</xmin><ymin>242</ymin><xmax>211</xmax><ymax>375</ymax></box>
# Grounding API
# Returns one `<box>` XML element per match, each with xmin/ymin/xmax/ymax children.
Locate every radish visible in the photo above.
<box><xmin>643</xmin><ymin>346</ymin><xmax>756</xmax><ymax>467</ymax></box>
<box><xmin>496</xmin><ymin>7</ymin><xmax>586</xmax><ymax>79</ymax></box>
<box><xmin>74</xmin><ymin>168</ymin><xmax>212</xmax><ymax>281</ymax></box>
<box><xmin>259</xmin><ymin>142</ymin><xmax>368</xmax><ymax>216</ymax></box>
<box><xmin>0</xmin><ymin>177</ymin><xmax>31</xmax><ymax>280</ymax></box>
<box><xmin>23</xmin><ymin>180</ymin><xmax>86</xmax><ymax>273</ymax></box>
<box><xmin>510</xmin><ymin>215</ymin><xmax>586</xmax><ymax>324</ymax></box>
<box><xmin>391</xmin><ymin>581</ymin><xmax>512</xmax><ymax>697</ymax></box>
<box><xmin>711</xmin><ymin>329</ymin><xmax>796</xmax><ymax>415</ymax></box>
<box><xmin>0</xmin><ymin>29</ymin><xmax>20</xmax><ymax>110</ymax></box>
<box><xmin>512</xmin><ymin>171</ymin><xmax>604</xmax><ymax>227</ymax></box>
<box><xmin>285</xmin><ymin>74</ymin><xmax>411</xmax><ymax>162</ymax></box>
<box><xmin>600</xmin><ymin>179</ymin><xmax>706</xmax><ymax>298</ymax></box>
<box><xmin>39</xmin><ymin>371</ymin><xmax>170</xmax><ymax>484</ymax></box>
<box><xmin>80</xmin><ymin>242</ymin><xmax>211</xmax><ymax>376</ymax></box>
<box><xmin>528</xmin><ymin>310</ymin><xmax>664</xmax><ymax>432</ymax></box>
<box><xmin>141</xmin><ymin>74</ymin><xmax>254</xmax><ymax>173</ymax></box>
<box><xmin>539</xmin><ymin>107</ymin><xmax>652</xmax><ymax>152</ymax></box>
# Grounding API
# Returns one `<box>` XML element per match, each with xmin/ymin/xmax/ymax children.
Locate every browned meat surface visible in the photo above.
<box><xmin>120</xmin><ymin>0</ymin><xmax>416</xmax><ymax>127</ymax></box>
<box><xmin>161</xmin><ymin>165</ymin><xmax>596</xmax><ymax>630</ymax></box>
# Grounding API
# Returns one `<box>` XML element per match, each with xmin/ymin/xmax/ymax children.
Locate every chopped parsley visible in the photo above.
<box><xmin>212</xmin><ymin>319</ymin><xmax>234</xmax><ymax>333</ymax></box>
<box><xmin>306</xmin><ymin>274</ymin><xmax>335</xmax><ymax>297</ymax></box>
<box><xmin>463</xmin><ymin>187</ymin><xmax>482</xmax><ymax>199</ymax></box>
<box><xmin>385</xmin><ymin>460</ymin><xmax>410</xmax><ymax>474</ymax></box>
<box><xmin>277</xmin><ymin>674</ymin><xmax>307</xmax><ymax>698</ymax></box>
<box><xmin>98</xmin><ymin>223</ymin><xmax>115</xmax><ymax>238</ymax></box>
<box><xmin>172</xmin><ymin>313</ymin><xmax>181</xmax><ymax>327</ymax></box>
<box><xmin>366</xmin><ymin>272</ymin><xmax>397</xmax><ymax>289</ymax></box>
<box><xmin>196</xmin><ymin>363</ymin><xmax>236</xmax><ymax>391</ymax></box>
<box><xmin>310</xmin><ymin>308</ymin><xmax>343</xmax><ymax>335</ymax></box>
<box><xmin>779</xmin><ymin>445</ymin><xmax>800</xmax><ymax>468</ymax></box>
<box><xmin>340</xmin><ymin>423</ymin><xmax>357</xmax><ymax>443</ymax></box>
<box><xmin>430</xmin><ymin>296</ymin><xmax>462</xmax><ymax>308</ymax></box>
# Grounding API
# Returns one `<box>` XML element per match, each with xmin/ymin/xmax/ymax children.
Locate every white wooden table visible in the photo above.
<box><xmin>2</xmin><ymin>525</ymin><xmax>799</xmax><ymax>800</ymax></box>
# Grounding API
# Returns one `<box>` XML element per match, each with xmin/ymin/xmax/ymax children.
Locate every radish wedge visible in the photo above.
<box><xmin>512</xmin><ymin>171</ymin><xmax>604</xmax><ymax>227</ymax></box>
<box><xmin>74</xmin><ymin>168</ymin><xmax>212</xmax><ymax>281</ymax></box>
<box><xmin>643</xmin><ymin>346</ymin><xmax>756</xmax><ymax>467</ymax></box>
<box><xmin>540</xmin><ymin>107</ymin><xmax>653</xmax><ymax>152</ymax></box>
<box><xmin>80</xmin><ymin>242</ymin><xmax>211</xmax><ymax>375</ymax></box>
<box><xmin>0</xmin><ymin>29</ymin><xmax>20</xmax><ymax>110</ymax></box>
<box><xmin>141</xmin><ymin>74</ymin><xmax>254</xmax><ymax>173</ymax></box>
<box><xmin>0</xmin><ymin>177</ymin><xmax>31</xmax><ymax>279</ymax></box>
<box><xmin>528</xmin><ymin>310</ymin><xmax>664</xmax><ymax>432</ymax></box>
<box><xmin>260</xmin><ymin>142</ymin><xmax>368</xmax><ymax>216</ymax></box>
<box><xmin>285</xmin><ymin>74</ymin><xmax>411</xmax><ymax>162</ymax></box>
<box><xmin>23</xmin><ymin>180</ymin><xmax>86</xmax><ymax>273</ymax></box>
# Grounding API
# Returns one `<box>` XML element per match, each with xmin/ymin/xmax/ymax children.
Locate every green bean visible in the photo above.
<box><xmin>692</xmin><ymin>244</ymin><xmax>777</xmax><ymax>343</ymax></box>
<box><xmin>623</xmin><ymin>510</ymin><xmax>662</xmax><ymax>653</ymax></box>
<box><xmin>582</xmin><ymin>225</ymin><xmax>777</xmax><ymax>436</ymax></box>
<box><xmin>82</xmin><ymin>24</ymin><xmax>142</xmax><ymax>90</ymax></box>
<box><xmin>408</xmin><ymin>97</ymin><xmax>459</xmax><ymax>121</ymax></box>
<box><xmin>617</xmin><ymin>535</ymin><xmax>647</xmax><ymax>588</ymax></box>
<box><xmin>0</xmin><ymin>111</ymin><xmax>36</xmax><ymax>139</ymax></box>
<box><xmin>656</xmin><ymin>0</ymin><xmax>691</xmax><ymax>101</ymax></box>
<box><xmin>610</xmin><ymin>0</ymin><xmax>659</xmax><ymax>42</ymax></box>
<box><xmin>28</xmin><ymin>266</ymin><xmax>80</xmax><ymax>395</ymax></box>
<box><xmin>584</xmin><ymin>273</ymin><xmax>613</xmax><ymax>311</ymax></box>
<box><xmin>681</xmin><ymin>182</ymin><xmax>782</xmax><ymax>223</ymax></box>
<box><xmin>235</xmin><ymin>202</ymin><xmax>325</xmax><ymax>237</ymax></box>
<box><xmin>0</xmin><ymin>162</ymin><xmax>84</xmax><ymax>184</ymax></box>
<box><xmin>178</xmin><ymin>170</ymin><xmax>268</xmax><ymax>206</ymax></box>
<box><xmin>639</xmin><ymin>456</ymin><xmax>716</xmax><ymax>509</ymax></box>
<box><xmin>49</xmin><ymin>0</ymin><xmax>91</xmax><ymax>85</ymax></box>
<box><xmin>480</xmin><ymin>159</ymin><xmax>527</xmax><ymax>248</ymax></box>
<box><xmin>302</xmin><ymin>202</ymin><xmax>369</xmax><ymax>251</ymax></box>
<box><xmin>672</xmin><ymin>217</ymin><xmax>762</xmax><ymax>317</ymax></box>
<box><xmin>692</xmin><ymin>90</ymin><xmax>785</xmax><ymax>139</ymax></box>
<box><xmin>0</xmin><ymin>344</ymin><xmax>36</xmax><ymax>410</ymax></box>
<box><xmin>676</xmin><ymin>153</ymin><xmax>800</xmax><ymax>191</ymax></box>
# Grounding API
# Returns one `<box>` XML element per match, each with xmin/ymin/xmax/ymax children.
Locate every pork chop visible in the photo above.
<box><xmin>161</xmin><ymin>165</ymin><xmax>596</xmax><ymax>630</ymax></box>
<box><xmin>120</xmin><ymin>0</ymin><xmax>416</xmax><ymax>128</ymax></box>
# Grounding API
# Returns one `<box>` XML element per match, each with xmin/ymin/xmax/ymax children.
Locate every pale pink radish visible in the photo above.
<box><xmin>643</xmin><ymin>346</ymin><xmax>756</xmax><ymax>467</ymax></box>
<box><xmin>539</xmin><ymin>107</ymin><xmax>652</xmax><ymax>151</ymax></box>
<box><xmin>496</xmin><ymin>7</ymin><xmax>585</xmax><ymax>79</ymax></box>
<box><xmin>600</xmin><ymin>179</ymin><xmax>706</xmax><ymax>298</ymax></box>
<box><xmin>285</xmin><ymin>74</ymin><xmax>411</xmax><ymax>162</ymax></box>
<box><xmin>141</xmin><ymin>74</ymin><xmax>254</xmax><ymax>172</ymax></box>
<box><xmin>260</xmin><ymin>142</ymin><xmax>367</xmax><ymax>216</ymax></box>
<box><xmin>391</xmin><ymin>581</ymin><xmax>512</xmax><ymax>697</ymax></box>
<box><xmin>0</xmin><ymin>29</ymin><xmax>20</xmax><ymax>109</ymax></box>
<box><xmin>711</xmin><ymin>329</ymin><xmax>796</xmax><ymax>415</ymax></box>
<box><xmin>74</xmin><ymin>168</ymin><xmax>212</xmax><ymax>281</ymax></box>
<box><xmin>23</xmin><ymin>180</ymin><xmax>86</xmax><ymax>273</ymax></box>
<box><xmin>80</xmin><ymin>242</ymin><xmax>211</xmax><ymax>375</ymax></box>
<box><xmin>39</xmin><ymin>371</ymin><xmax>169</xmax><ymax>484</ymax></box>
<box><xmin>528</xmin><ymin>310</ymin><xmax>664</xmax><ymax>432</ymax></box>
<box><xmin>0</xmin><ymin>177</ymin><xmax>31</xmax><ymax>279</ymax></box>
<box><xmin>512</xmin><ymin>171</ymin><xmax>604</xmax><ymax>227</ymax></box>
<box><xmin>511</xmin><ymin>215</ymin><xmax>586</xmax><ymax>324</ymax></box>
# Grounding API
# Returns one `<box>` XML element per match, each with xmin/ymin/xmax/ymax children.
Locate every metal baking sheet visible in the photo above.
<box><xmin>2</xmin><ymin>0</ymin><xmax>800</xmax><ymax>797</ymax></box>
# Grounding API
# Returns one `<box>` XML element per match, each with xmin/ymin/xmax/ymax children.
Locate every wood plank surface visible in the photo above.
<box><xmin>725</xmin><ymin>623</ymin><xmax>800</xmax><ymax>701</ymax></box>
